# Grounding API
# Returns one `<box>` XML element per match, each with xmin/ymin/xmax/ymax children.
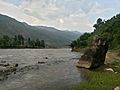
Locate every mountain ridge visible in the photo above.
<box><xmin>0</xmin><ymin>14</ymin><xmax>81</xmax><ymax>48</ymax></box>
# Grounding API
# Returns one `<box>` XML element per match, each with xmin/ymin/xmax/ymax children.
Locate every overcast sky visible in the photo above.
<box><xmin>0</xmin><ymin>0</ymin><xmax>120</xmax><ymax>32</ymax></box>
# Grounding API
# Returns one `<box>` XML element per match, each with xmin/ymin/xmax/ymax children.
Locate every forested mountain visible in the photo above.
<box><xmin>0</xmin><ymin>14</ymin><xmax>81</xmax><ymax>48</ymax></box>
<box><xmin>71</xmin><ymin>13</ymin><xmax>120</xmax><ymax>50</ymax></box>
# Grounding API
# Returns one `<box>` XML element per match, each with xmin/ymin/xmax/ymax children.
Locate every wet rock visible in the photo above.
<box><xmin>15</xmin><ymin>63</ymin><xmax>18</xmax><ymax>67</ymax></box>
<box><xmin>38</xmin><ymin>61</ymin><xmax>46</xmax><ymax>64</ymax></box>
<box><xmin>77</xmin><ymin>35</ymin><xmax>109</xmax><ymax>69</ymax></box>
<box><xmin>43</xmin><ymin>57</ymin><xmax>48</xmax><ymax>59</ymax></box>
<box><xmin>0</xmin><ymin>63</ymin><xmax>10</xmax><ymax>67</ymax></box>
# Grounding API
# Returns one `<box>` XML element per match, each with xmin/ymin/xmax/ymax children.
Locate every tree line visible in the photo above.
<box><xmin>0</xmin><ymin>34</ymin><xmax>45</xmax><ymax>48</ymax></box>
<box><xmin>71</xmin><ymin>13</ymin><xmax>120</xmax><ymax>51</ymax></box>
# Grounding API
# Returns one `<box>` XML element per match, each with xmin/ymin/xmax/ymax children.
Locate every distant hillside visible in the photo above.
<box><xmin>0</xmin><ymin>14</ymin><xmax>81</xmax><ymax>48</ymax></box>
<box><xmin>71</xmin><ymin>13</ymin><xmax>120</xmax><ymax>50</ymax></box>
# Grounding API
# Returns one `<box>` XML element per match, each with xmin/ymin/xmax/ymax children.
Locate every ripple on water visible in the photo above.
<box><xmin>0</xmin><ymin>49</ymin><xmax>83</xmax><ymax>90</ymax></box>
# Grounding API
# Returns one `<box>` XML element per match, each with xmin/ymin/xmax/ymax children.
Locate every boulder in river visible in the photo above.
<box><xmin>77</xmin><ymin>35</ymin><xmax>109</xmax><ymax>69</ymax></box>
<box><xmin>43</xmin><ymin>57</ymin><xmax>48</xmax><ymax>59</ymax></box>
<box><xmin>38</xmin><ymin>61</ymin><xmax>46</xmax><ymax>64</ymax></box>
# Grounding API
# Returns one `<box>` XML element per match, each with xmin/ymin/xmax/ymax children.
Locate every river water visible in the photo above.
<box><xmin>0</xmin><ymin>49</ymin><xmax>83</xmax><ymax>90</ymax></box>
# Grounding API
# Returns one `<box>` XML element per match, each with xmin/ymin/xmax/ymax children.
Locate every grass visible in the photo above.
<box><xmin>71</xmin><ymin>50</ymin><xmax>120</xmax><ymax>90</ymax></box>
<box><xmin>71</xmin><ymin>72</ymin><xmax>120</xmax><ymax>90</ymax></box>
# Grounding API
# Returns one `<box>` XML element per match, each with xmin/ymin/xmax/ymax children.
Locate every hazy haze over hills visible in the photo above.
<box><xmin>0</xmin><ymin>14</ymin><xmax>81</xmax><ymax>48</ymax></box>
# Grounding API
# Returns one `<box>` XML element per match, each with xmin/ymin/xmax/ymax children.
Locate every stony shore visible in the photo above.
<box><xmin>71</xmin><ymin>50</ymin><xmax>120</xmax><ymax>90</ymax></box>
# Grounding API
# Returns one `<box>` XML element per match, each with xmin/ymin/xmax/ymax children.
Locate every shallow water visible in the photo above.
<box><xmin>0</xmin><ymin>49</ymin><xmax>83</xmax><ymax>90</ymax></box>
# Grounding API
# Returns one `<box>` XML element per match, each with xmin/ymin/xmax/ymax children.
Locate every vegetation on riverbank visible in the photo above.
<box><xmin>71</xmin><ymin>13</ymin><xmax>120</xmax><ymax>51</ymax></box>
<box><xmin>0</xmin><ymin>34</ymin><xmax>45</xmax><ymax>48</ymax></box>
<box><xmin>71</xmin><ymin>51</ymin><xmax>120</xmax><ymax>90</ymax></box>
<box><xmin>70</xmin><ymin>13</ymin><xmax>120</xmax><ymax>90</ymax></box>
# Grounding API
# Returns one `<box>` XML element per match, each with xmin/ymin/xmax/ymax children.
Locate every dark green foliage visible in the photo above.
<box><xmin>0</xmin><ymin>35</ymin><xmax>10</xmax><ymax>48</ymax></box>
<box><xmin>71</xmin><ymin>33</ymin><xmax>91</xmax><ymax>49</ymax></box>
<box><xmin>17</xmin><ymin>34</ymin><xmax>24</xmax><ymax>46</ymax></box>
<box><xmin>41</xmin><ymin>40</ymin><xmax>45</xmax><ymax>48</ymax></box>
<box><xmin>93</xmin><ymin>18</ymin><xmax>104</xmax><ymax>29</ymax></box>
<box><xmin>0</xmin><ymin>34</ymin><xmax>46</xmax><ymax>48</ymax></box>
<box><xmin>71</xmin><ymin>13</ymin><xmax>120</xmax><ymax>50</ymax></box>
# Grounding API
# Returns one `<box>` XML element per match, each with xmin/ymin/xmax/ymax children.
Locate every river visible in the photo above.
<box><xmin>0</xmin><ymin>49</ymin><xmax>83</xmax><ymax>90</ymax></box>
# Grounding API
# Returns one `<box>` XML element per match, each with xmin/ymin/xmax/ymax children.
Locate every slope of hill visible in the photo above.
<box><xmin>0</xmin><ymin>14</ymin><xmax>81</xmax><ymax>48</ymax></box>
<box><xmin>71</xmin><ymin>13</ymin><xmax>120</xmax><ymax>50</ymax></box>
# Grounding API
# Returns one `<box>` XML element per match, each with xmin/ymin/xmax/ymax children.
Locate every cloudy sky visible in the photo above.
<box><xmin>0</xmin><ymin>0</ymin><xmax>120</xmax><ymax>32</ymax></box>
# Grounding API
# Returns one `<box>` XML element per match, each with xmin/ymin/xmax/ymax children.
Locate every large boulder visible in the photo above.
<box><xmin>77</xmin><ymin>35</ymin><xmax>109</xmax><ymax>69</ymax></box>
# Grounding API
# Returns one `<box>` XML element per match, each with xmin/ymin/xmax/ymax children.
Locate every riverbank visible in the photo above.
<box><xmin>71</xmin><ymin>50</ymin><xmax>120</xmax><ymax>90</ymax></box>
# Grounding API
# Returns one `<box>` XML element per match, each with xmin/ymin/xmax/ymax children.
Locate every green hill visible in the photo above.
<box><xmin>71</xmin><ymin>13</ymin><xmax>120</xmax><ymax>50</ymax></box>
<box><xmin>0</xmin><ymin>14</ymin><xmax>81</xmax><ymax>48</ymax></box>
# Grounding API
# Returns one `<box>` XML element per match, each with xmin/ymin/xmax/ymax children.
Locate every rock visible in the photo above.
<box><xmin>43</xmin><ymin>57</ymin><xmax>48</xmax><ymax>59</ymax></box>
<box><xmin>77</xmin><ymin>35</ymin><xmax>109</xmax><ymax>69</ymax></box>
<box><xmin>114</xmin><ymin>86</ymin><xmax>120</xmax><ymax>90</ymax></box>
<box><xmin>38</xmin><ymin>61</ymin><xmax>46</xmax><ymax>64</ymax></box>
<box><xmin>15</xmin><ymin>63</ymin><xmax>18</xmax><ymax>67</ymax></box>
<box><xmin>104</xmin><ymin>68</ymin><xmax>114</xmax><ymax>72</ymax></box>
<box><xmin>0</xmin><ymin>63</ymin><xmax>10</xmax><ymax>67</ymax></box>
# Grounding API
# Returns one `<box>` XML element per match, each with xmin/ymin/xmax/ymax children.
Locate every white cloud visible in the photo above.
<box><xmin>87</xmin><ymin>2</ymin><xmax>114</xmax><ymax>16</ymax></box>
<box><xmin>0</xmin><ymin>0</ymin><xmax>119</xmax><ymax>32</ymax></box>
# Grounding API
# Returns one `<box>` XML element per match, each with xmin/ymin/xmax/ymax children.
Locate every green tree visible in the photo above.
<box><xmin>41</xmin><ymin>40</ymin><xmax>45</xmax><ymax>48</ymax></box>
<box><xmin>35</xmin><ymin>38</ymin><xmax>41</xmax><ymax>48</ymax></box>
<box><xmin>2</xmin><ymin>35</ymin><xmax>10</xmax><ymax>48</ymax></box>
<box><xmin>97</xmin><ymin>18</ymin><xmax>102</xmax><ymax>24</ymax></box>
<box><xmin>0</xmin><ymin>35</ymin><xmax>46</xmax><ymax>49</ymax></box>
<box><xmin>18</xmin><ymin>34</ymin><xmax>24</xmax><ymax>46</ymax></box>
<box><xmin>93</xmin><ymin>18</ymin><xmax>103</xmax><ymax>29</ymax></box>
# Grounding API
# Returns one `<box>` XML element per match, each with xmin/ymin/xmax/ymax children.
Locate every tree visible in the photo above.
<box><xmin>97</xmin><ymin>18</ymin><xmax>102</xmax><ymax>25</ymax></box>
<box><xmin>93</xmin><ymin>18</ymin><xmax>103</xmax><ymax>29</ymax></box>
<box><xmin>0</xmin><ymin>34</ymin><xmax>46</xmax><ymax>49</ymax></box>
<box><xmin>27</xmin><ymin>38</ymin><xmax>31</xmax><ymax>47</ymax></box>
<box><xmin>2</xmin><ymin>35</ymin><xmax>10</xmax><ymax>47</ymax></box>
<box><xmin>13</xmin><ymin>35</ymin><xmax>18</xmax><ymax>47</ymax></box>
<box><xmin>70</xmin><ymin>40</ymin><xmax>77</xmax><ymax>50</ymax></box>
<box><xmin>41</xmin><ymin>40</ymin><xmax>45</xmax><ymax>48</ymax></box>
<box><xmin>71</xmin><ymin>13</ymin><xmax>120</xmax><ymax>50</ymax></box>
<box><xmin>35</xmin><ymin>38</ymin><xmax>41</xmax><ymax>48</ymax></box>
<box><xmin>18</xmin><ymin>34</ymin><xmax>24</xmax><ymax>46</ymax></box>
